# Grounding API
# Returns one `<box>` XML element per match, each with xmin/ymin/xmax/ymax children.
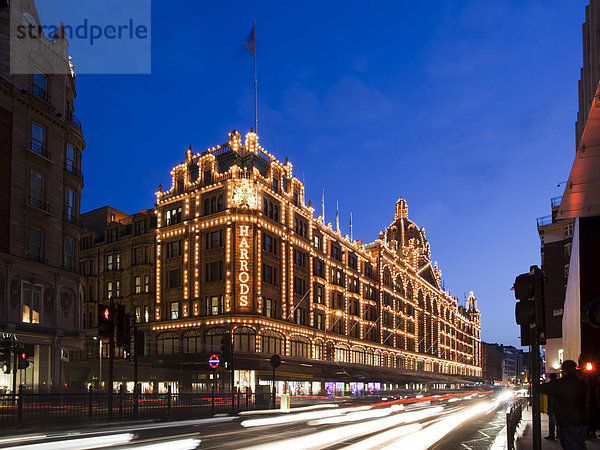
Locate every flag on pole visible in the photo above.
<box><xmin>245</xmin><ymin>23</ymin><xmax>256</xmax><ymax>54</ymax></box>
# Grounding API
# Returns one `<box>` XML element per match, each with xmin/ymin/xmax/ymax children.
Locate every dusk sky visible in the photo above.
<box><xmin>38</xmin><ymin>0</ymin><xmax>586</xmax><ymax>347</ymax></box>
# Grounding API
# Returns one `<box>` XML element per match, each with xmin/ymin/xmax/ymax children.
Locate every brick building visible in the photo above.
<box><xmin>74</xmin><ymin>131</ymin><xmax>481</xmax><ymax>394</ymax></box>
<box><xmin>0</xmin><ymin>0</ymin><xmax>85</xmax><ymax>392</ymax></box>
<box><xmin>481</xmin><ymin>342</ymin><xmax>503</xmax><ymax>385</ymax></box>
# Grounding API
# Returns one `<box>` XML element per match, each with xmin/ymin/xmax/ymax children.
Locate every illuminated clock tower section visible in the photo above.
<box><xmin>232</xmin><ymin>179</ymin><xmax>258</xmax><ymax>313</ymax></box>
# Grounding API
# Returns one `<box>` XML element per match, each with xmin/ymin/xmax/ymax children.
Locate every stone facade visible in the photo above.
<box><xmin>0</xmin><ymin>0</ymin><xmax>85</xmax><ymax>392</ymax></box>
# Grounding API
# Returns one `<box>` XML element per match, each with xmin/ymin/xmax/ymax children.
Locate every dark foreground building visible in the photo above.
<box><xmin>72</xmin><ymin>131</ymin><xmax>481</xmax><ymax>394</ymax></box>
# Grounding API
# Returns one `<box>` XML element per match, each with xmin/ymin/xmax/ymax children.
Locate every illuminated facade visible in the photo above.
<box><xmin>147</xmin><ymin>130</ymin><xmax>481</xmax><ymax>390</ymax></box>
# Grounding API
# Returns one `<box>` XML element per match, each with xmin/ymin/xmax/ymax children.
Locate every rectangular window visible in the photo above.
<box><xmin>22</xmin><ymin>283</ymin><xmax>41</xmax><ymax>324</ymax></box>
<box><xmin>207</xmin><ymin>230</ymin><xmax>223</xmax><ymax>249</ymax></box>
<box><xmin>134</xmin><ymin>247</ymin><xmax>144</xmax><ymax>265</ymax></box>
<box><xmin>115</xmin><ymin>253</ymin><xmax>120</xmax><ymax>270</ymax></box>
<box><xmin>293</xmin><ymin>249</ymin><xmax>304</xmax><ymax>267</ymax></box>
<box><xmin>108</xmin><ymin>228</ymin><xmax>117</xmax><ymax>243</ymax></box>
<box><xmin>294</xmin><ymin>308</ymin><xmax>306</xmax><ymax>325</ymax></box>
<box><xmin>64</xmin><ymin>188</ymin><xmax>75</xmax><ymax>221</ymax></box>
<box><xmin>106</xmin><ymin>254</ymin><xmax>113</xmax><ymax>271</ymax></box>
<box><xmin>313</xmin><ymin>258</ymin><xmax>325</xmax><ymax>278</ymax></box>
<box><xmin>206</xmin><ymin>295</ymin><xmax>224</xmax><ymax>316</ymax></box>
<box><xmin>314</xmin><ymin>283</ymin><xmax>324</xmax><ymax>304</ymax></box>
<box><xmin>31</xmin><ymin>122</ymin><xmax>45</xmax><ymax>154</ymax></box>
<box><xmin>564</xmin><ymin>224</ymin><xmax>573</xmax><ymax>237</ymax></box>
<box><xmin>107</xmin><ymin>281</ymin><xmax>113</xmax><ymax>299</ymax></box>
<box><xmin>263</xmin><ymin>297</ymin><xmax>274</xmax><ymax>318</ymax></box>
<box><xmin>170</xmin><ymin>302</ymin><xmax>179</xmax><ymax>320</ymax></box>
<box><xmin>64</xmin><ymin>238</ymin><xmax>74</xmax><ymax>270</ymax></box>
<box><xmin>135</xmin><ymin>306</ymin><xmax>141</xmax><ymax>323</ymax></box>
<box><xmin>313</xmin><ymin>233</ymin><xmax>322</xmax><ymax>251</ymax></box>
<box><xmin>348</xmin><ymin>254</ymin><xmax>357</xmax><ymax>270</ymax></box>
<box><xmin>134</xmin><ymin>275</ymin><xmax>142</xmax><ymax>294</ymax></box>
<box><xmin>564</xmin><ymin>243</ymin><xmax>572</xmax><ymax>259</ymax></box>
<box><xmin>205</xmin><ymin>261</ymin><xmax>223</xmax><ymax>282</ymax></box>
<box><xmin>263</xmin><ymin>264</ymin><xmax>276</xmax><ymax>285</ymax></box>
<box><xmin>33</xmin><ymin>69</ymin><xmax>47</xmax><ymax>100</ymax></box>
<box><xmin>293</xmin><ymin>276</ymin><xmax>306</xmax><ymax>295</ymax></box>
<box><xmin>166</xmin><ymin>241</ymin><xmax>180</xmax><ymax>258</ymax></box>
<box><xmin>263</xmin><ymin>234</ymin><xmax>276</xmax><ymax>254</ymax></box>
<box><xmin>315</xmin><ymin>313</ymin><xmax>323</xmax><ymax>330</ymax></box>
<box><xmin>144</xmin><ymin>305</ymin><xmax>150</xmax><ymax>323</ymax></box>
<box><xmin>169</xmin><ymin>269</ymin><xmax>181</xmax><ymax>288</ymax></box>
<box><xmin>331</xmin><ymin>268</ymin><xmax>344</xmax><ymax>286</ymax></box>
<box><xmin>144</xmin><ymin>274</ymin><xmax>150</xmax><ymax>293</ymax></box>
<box><xmin>135</xmin><ymin>220</ymin><xmax>146</xmax><ymax>235</ymax></box>
<box><xmin>29</xmin><ymin>170</ymin><xmax>44</xmax><ymax>205</ymax></box>
<box><xmin>66</xmin><ymin>144</ymin><xmax>75</xmax><ymax>171</ymax></box>
<box><xmin>115</xmin><ymin>280</ymin><xmax>120</xmax><ymax>297</ymax></box>
<box><xmin>331</xmin><ymin>243</ymin><xmax>341</xmax><ymax>261</ymax></box>
<box><xmin>165</xmin><ymin>207</ymin><xmax>183</xmax><ymax>226</ymax></box>
<box><xmin>28</xmin><ymin>227</ymin><xmax>42</xmax><ymax>260</ymax></box>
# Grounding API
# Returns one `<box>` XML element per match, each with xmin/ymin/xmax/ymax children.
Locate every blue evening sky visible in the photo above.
<box><xmin>37</xmin><ymin>0</ymin><xmax>586</xmax><ymax>347</ymax></box>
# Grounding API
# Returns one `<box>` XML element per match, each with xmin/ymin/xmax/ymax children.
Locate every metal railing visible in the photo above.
<box><xmin>536</xmin><ymin>215</ymin><xmax>553</xmax><ymax>227</ymax></box>
<box><xmin>506</xmin><ymin>397</ymin><xmax>527</xmax><ymax>450</ymax></box>
<box><xmin>28</xmin><ymin>196</ymin><xmax>49</xmax><ymax>212</ymax></box>
<box><xmin>0</xmin><ymin>386</ymin><xmax>268</xmax><ymax>426</ymax></box>
<box><xmin>29</xmin><ymin>141</ymin><xmax>51</xmax><ymax>160</ymax></box>
<box><xmin>64</xmin><ymin>164</ymin><xmax>84</xmax><ymax>181</ymax></box>
<box><xmin>66</xmin><ymin>111</ymin><xmax>82</xmax><ymax>129</ymax></box>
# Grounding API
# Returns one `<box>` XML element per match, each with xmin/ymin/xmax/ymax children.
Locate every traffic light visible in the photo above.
<box><xmin>220</xmin><ymin>332</ymin><xmax>232</xmax><ymax>366</ymax></box>
<box><xmin>116</xmin><ymin>305</ymin><xmax>132</xmax><ymax>352</ymax></box>
<box><xmin>513</xmin><ymin>265</ymin><xmax>546</xmax><ymax>346</ymax></box>
<box><xmin>98</xmin><ymin>304</ymin><xmax>115</xmax><ymax>338</ymax></box>
<box><xmin>17</xmin><ymin>351</ymin><xmax>29</xmax><ymax>370</ymax></box>
<box><xmin>1</xmin><ymin>339</ymin><xmax>11</xmax><ymax>374</ymax></box>
<box><xmin>582</xmin><ymin>298</ymin><xmax>600</xmax><ymax>328</ymax></box>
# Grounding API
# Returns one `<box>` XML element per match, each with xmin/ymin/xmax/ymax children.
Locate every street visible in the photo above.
<box><xmin>0</xmin><ymin>390</ymin><xmax>514</xmax><ymax>449</ymax></box>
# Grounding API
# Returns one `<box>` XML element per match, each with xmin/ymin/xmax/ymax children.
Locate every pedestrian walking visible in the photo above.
<box><xmin>539</xmin><ymin>360</ymin><xmax>588</xmax><ymax>450</ymax></box>
<box><xmin>545</xmin><ymin>373</ymin><xmax>558</xmax><ymax>441</ymax></box>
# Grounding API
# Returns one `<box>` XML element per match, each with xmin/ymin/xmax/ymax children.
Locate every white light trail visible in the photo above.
<box><xmin>241</xmin><ymin>407</ymin><xmax>444</xmax><ymax>450</ymax></box>
<box><xmin>240</xmin><ymin>405</ymin><xmax>372</xmax><ymax>428</ymax></box>
<box><xmin>132</xmin><ymin>438</ymin><xmax>201</xmax><ymax>450</ymax></box>
<box><xmin>8</xmin><ymin>433</ymin><xmax>134</xmax><ymax>450</ymax></box>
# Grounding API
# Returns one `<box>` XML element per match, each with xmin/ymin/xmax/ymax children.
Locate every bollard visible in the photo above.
<box><xmin>118</xmin><ymin>384</ymin><xmax>124</xmax><ymax>418</ymax></box>
<box><xmin>167</xmin><ymin>385</ymin><xmax>172</xmax><ymax>420</ymax></box>
<box><xmin>88</xmin><ymin>385</ymin><xmax>93</xmax><ymax>417</ymax></box>
<box><xmin>17</xmin><ymin>385</ymin><xmax>23</xmax><ymax>422</ymax></box>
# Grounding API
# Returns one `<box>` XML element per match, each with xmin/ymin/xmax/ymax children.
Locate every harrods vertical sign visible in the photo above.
<box><xmin>235</xmin><ymin>223</ymin><xmax>254</xmax><ymax>312</ymax></box>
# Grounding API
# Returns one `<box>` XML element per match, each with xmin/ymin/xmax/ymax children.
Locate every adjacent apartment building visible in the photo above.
<box><xmin>0</xmin><ymin>0</ymin><xmax>85</xmax><ymax>392</ymax></box>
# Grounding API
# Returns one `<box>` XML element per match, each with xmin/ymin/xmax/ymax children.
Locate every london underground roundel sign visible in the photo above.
<box><xmin>209</xmin><ymin>354</ymin><xmax>220</xmax><ymax>369</ymax></box>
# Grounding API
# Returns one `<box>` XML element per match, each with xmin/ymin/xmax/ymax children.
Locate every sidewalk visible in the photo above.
<box><xmin>516</xmin><ymin>408</ymin><xmax>600</xmax><ymax>449</ymax></box>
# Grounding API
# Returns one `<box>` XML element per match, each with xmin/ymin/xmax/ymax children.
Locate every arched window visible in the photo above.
<box><xmin>313</xmin><ymin>339</ymin><xmax>324</xmax><ymax>360</ymax></box>
<box><xmin>260</xmin><ymin>329</ymin><xmax>284</xmax><ymax>355</ymax></box>
<box><xmin>205</xmin><ymin>327</ymin><xmax>228</xmax><ymax>353</ymax></box>
<box><xmin>234</xmin><ymin>326</ymin><xmax>256</xmax><ymax>353</ymax></box>
<box><xmin>182</xmin><ymin>330</ymin><xmax>202</xmax><ymax>354</ymax></box>
<box><xmin>366</xmin><ymin>348</ymin><xmax>374</xmax><ymax>366</ymax></box>
<box><xmin>383</xmin><ymin>268</ymin><xmax>392</xmax><ymax>288</ymax></box>
<box><xmin>418</xmin><ymin>291</ymin><xmax>425</xmax><ymax>310</ymax></box>
<box><xmin>289</xmin><ymin>335</ymin><xmax>311</xmax><ymax>358</ymax></box>
<box><xmin>406</xmin><ymin>282</ymin><xmax>413</xmax><ymax>300</ymax></box>
<box><xmin>352</xmin><ymin>346</ymin><xmax>365</xmax><ymax>365</ymax></box>
<box><xmin>157</xmin><ymin>332</ymin><xmax>179</xmax><ymax>355</ymax></box>
<box><xmin>395</xmin><ymin>276</ymin><xmax>405</xmax><ymax>296</ymax></box>
<box><xmin>374</xmin><ymin>350</ymin><xmax>381</xmax><ymax>366</ymax></box>
<box><xmin>335</xmin><ymin>344</ymin><xmax>350</xmax><ymax>363</ymax></box>
<box><xmin>325</xmin><ymin>341</ymin><xmax>335</xmax><ymax>361</ymax></box>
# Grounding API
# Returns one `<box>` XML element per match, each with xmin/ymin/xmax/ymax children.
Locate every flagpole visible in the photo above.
<box><xmin>253</xmin><ymin>20</ymin><xmax>258</xmax><ymax>134</ymax></box>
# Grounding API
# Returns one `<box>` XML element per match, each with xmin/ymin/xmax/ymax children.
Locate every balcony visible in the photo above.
<box><xmin>536</xmin><ymin>215</ymin><xmax>553</xmax><ymax>227</ymax></box>
<box><xmin>64</xmin><ymin>164</ymin><xmax>84</xmax><ymax>182</ymax></box>
<box><xmin>29</xmin><ymin>141</ymin><xmax>52</xmax><ymax>160</ymax></box>
<box><xmin>26</xmin><ymin>254</ymin><xmax>48</xmax><ymax>265</ymax></box>
<box><xmin>28</xmin><ymin>196</ymin><xmax>49</xmax><ymax>212</ymax></box>
<box><xmin>63</xmin><ymin>212</ymin><xmax>81</xmax><ymax>227</ymax></box>
<box><xmin>66</xmin><ymin>111</ymin><xmax>82</xmax><ymax>129</ymax></box>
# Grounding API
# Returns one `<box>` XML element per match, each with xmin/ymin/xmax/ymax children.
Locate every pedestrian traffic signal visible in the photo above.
<box><xmin>17</xmin><ymin>351</ymin><xmax>29</xmax><ymax>370</ymax></box>
<box><xmin>116</xmin><ymin>305</ymin><xmax>132</xmax><ymax>350</ymax></box>
<box><xmin>1</xmin><ymin>339</ymin><xmax>11</xmax><ymax>374</ymax></box>
<box><xmin>584</xmin><ymin>362</ymin><xmax>594</xmax><ymax>372</ymax></box>
<box><xmin>582</xmin><ymin>298</ymin><xmax>600</xmax><ymax>328</ymax></box>
<box><xmin>220</xmin><ymin>332</ymin><xmax>232</xmax><ymax>365</ymax></box>
<box><xmin>98</xmin><ymin>304</ymin><xmax>115</xmax><ymax>338</ymax></box>
<box><xmin>513</xmin><ymin>265</ymin><xmax>546</xmax><ymax>346</ymax></box>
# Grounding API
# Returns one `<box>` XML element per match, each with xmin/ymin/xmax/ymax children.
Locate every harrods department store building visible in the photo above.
<box><xmin>77</xmin><ymin>130</ymin><xmax>481</xmax><ymax>393</ymax></box>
